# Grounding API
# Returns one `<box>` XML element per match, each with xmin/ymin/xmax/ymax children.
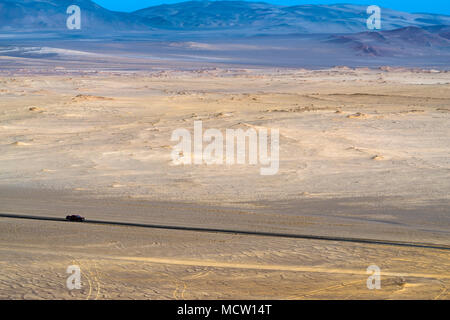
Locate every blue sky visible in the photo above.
<box><xmin>94</xmin><ymin>0</ymin><xmax>450</xmax><ymax>15</ymax></box>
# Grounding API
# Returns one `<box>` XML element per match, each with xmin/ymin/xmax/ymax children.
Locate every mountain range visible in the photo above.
<box><xmin>0</xmin><ymin>0</ymin><xmax>150</xmax><ymax>31</ymax></box>
<box><xmin>1</xmin><ymin>0</ymin><xmax>449</xmax><ymax>67</ymax></box>
<box><xmin>134</xmin><ymin>1</ymin><xmax>450</xmax><ymax>34</ymax></box>
<box><xmin>1</xmin><ymin>0</ymin><xmax>450</xmax><ymax>34</ymax></box>
<box><xmin>328</xmin><ymin>25</ymin><xmax>450</xmax><ymax>56</ymax></box>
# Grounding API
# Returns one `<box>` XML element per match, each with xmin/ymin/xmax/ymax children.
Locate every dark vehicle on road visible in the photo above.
<box><xmin>66</xmin><ymin>215</ymin><xmax>85</xmax><ymax>222</ymax></box>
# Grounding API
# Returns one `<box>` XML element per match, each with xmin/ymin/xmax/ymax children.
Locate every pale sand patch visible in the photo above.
<box><xmin>0</xmin><ymin>69</ymin><xmax>448</xmax><ymax>205</ymax></box>
<box><xmin>11</xmin><ymin>141</ymin><xmax>31</xmax><ymax>146</ymax></box>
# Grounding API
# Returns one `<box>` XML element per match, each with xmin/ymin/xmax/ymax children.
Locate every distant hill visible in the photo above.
<box><xmin>1</xmin><ymin>0</ymin><xmax>450</xmax><ymax>34</ymax></box>
<box><xmin>0</xmin><ymin>0</ymin><xmax>152</xmax><ymax>31</ymax></box>
<box><xmin>327</xmin><ymin>25</ymin><xmax>450</xmax><ymax>57</ymax></box>
<box><xmin>133</xmin><ymin>1</ymin><xmax>450</xmax><ymax>33</ymax></box>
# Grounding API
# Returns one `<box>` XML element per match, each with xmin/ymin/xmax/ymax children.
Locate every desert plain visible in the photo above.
<box><xmin>0</xmin><ymin>62</ymin><xmax>449</xmax><ymax>299</ymax></box>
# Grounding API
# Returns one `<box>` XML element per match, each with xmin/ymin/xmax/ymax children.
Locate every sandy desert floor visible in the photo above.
<box><xmin>1</xmin><ymin>217</ymin><xmax>450</xmax><ymax>300</ymax></box>
<box><xmin>0</xmin><ymin>66</ymin><xmax>449</xmax><ymax>299</ymax></box>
